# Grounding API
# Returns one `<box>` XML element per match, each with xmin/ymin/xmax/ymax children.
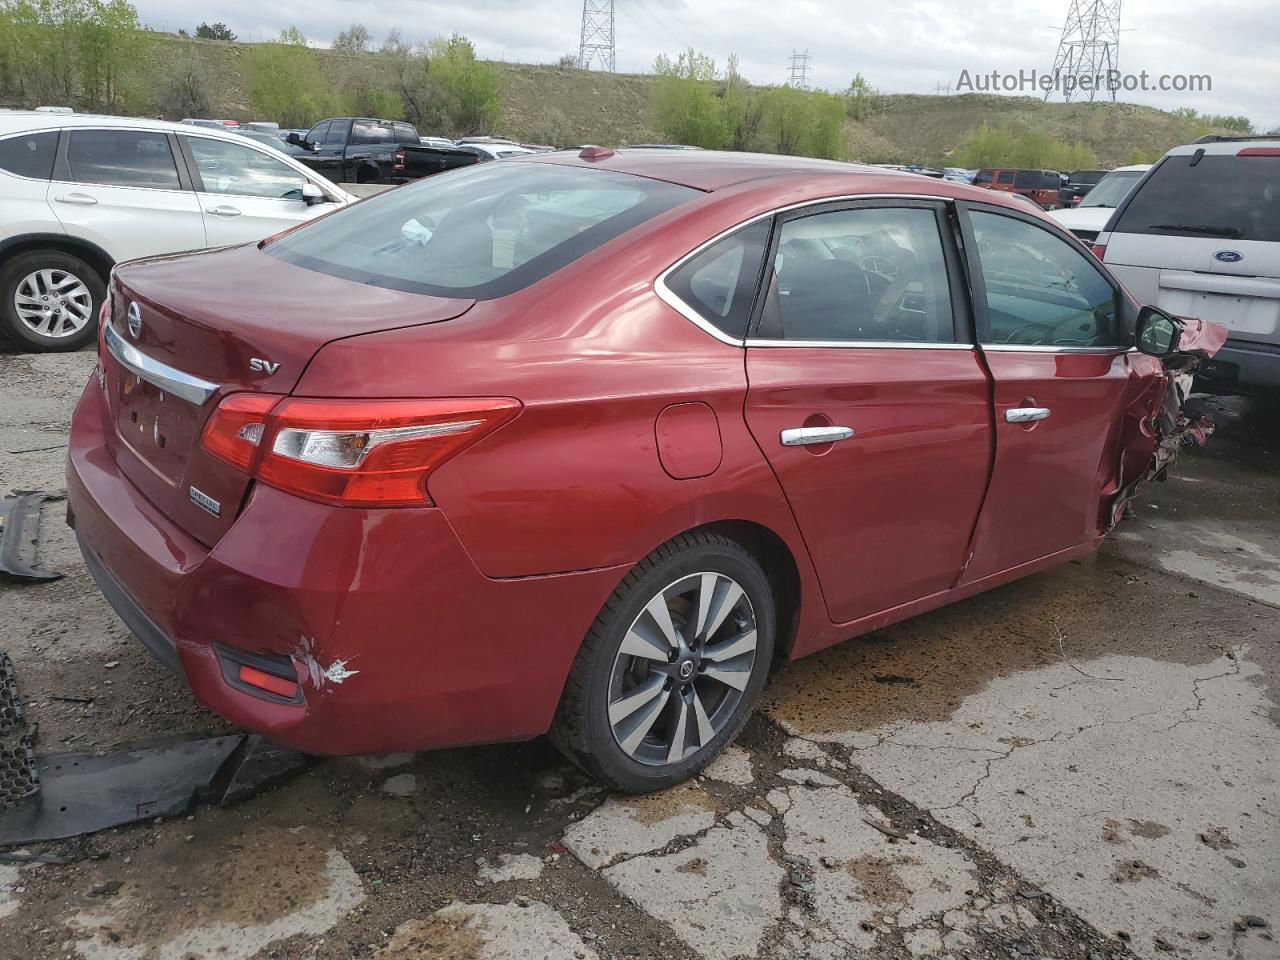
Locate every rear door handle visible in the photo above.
<box><xmin>205</xmin><ymin>205</ymin><xmax>242</xmax><ymax>218</ymax></box>
<box><xmin>1005</xmin><ymin>407</ymin><xmax>1051</xmax><ymax>423</ymax></box>
<box><xmin>780</xmin><ymin>426</ymin><xmax>855</xmax><ymax>446</ymax></box>
<box><xmin>54</xmin><ymin>192</ymin><xmax>98</xmax><ymax>205</ymax></box>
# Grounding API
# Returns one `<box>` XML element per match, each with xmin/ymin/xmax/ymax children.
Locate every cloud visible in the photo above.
<box><xmin>139</xmin><ymin>0</ymin><xmax>1279</xmax><ymax>127</ymax></box>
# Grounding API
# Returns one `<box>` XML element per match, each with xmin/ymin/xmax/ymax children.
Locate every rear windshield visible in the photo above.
<box><xmin>1070</xmin><ymin>170</ymin><xmax>1107</xmax><ymax>185</ymax></box>
<box><xmin>973</xmin><ymin>170</ymin><xmax>994</xmax><ymax>185</ymax></box>
<box><xmin>1079</xmin><ymin>170</ymin><xmax>1144</xmax><ymax>208</ymax></box>
<box><xmin>267</xmin><ymin>162</ymin><xmax>698</xmax><ymax>298</ymax></box>
<box><xmin>1112</xmin><ymin>155</ymin><xmax>1280</xmax><ymax>243</ymax></box>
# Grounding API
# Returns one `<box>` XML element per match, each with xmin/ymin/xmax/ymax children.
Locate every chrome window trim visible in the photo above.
<box><xmin>980</xmin><ymin>343</ymin><xmax>1130</xmax><ymax>354</ymax></box>
<box><xmin>654</xmin><ymin>193</ymin><xmax>955</xmax><ymax>349</ymax></box>
<box><xmin>745</xmin><ymin>338</ymin><xmax>972</xmax><ymax>350</ymax></box>
<box><xmin>104</xmin><ymin>320</ymin><xmax>219</xmax><ymax>405</ymax></box>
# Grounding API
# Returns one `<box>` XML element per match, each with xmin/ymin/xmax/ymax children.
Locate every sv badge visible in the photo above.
<box><xmin>249</xmin><ymin>358</ymin><xmax>281</xmax><ymax>375</ymax></box>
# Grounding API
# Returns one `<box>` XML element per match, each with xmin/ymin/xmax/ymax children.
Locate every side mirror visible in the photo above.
<box><xmin>1135</xmin><ymin>305</ymin><xmax>1183</xmax><ymax>357</ymax></box>
<box><xmin>301</xmin><ymin>182</ymin><xmax>326</xmax><ymax>206</ymax></box>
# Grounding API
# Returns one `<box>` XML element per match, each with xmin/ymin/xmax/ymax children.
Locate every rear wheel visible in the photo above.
<box><xmin>0</xmin><ymin>250</ymin><xmax>104</xmax><ymax>352</ymax></box>
<box><xmin>551</xmin><ymin>532</ymin><xmax>775</xmax><ymax>792</ymax></box>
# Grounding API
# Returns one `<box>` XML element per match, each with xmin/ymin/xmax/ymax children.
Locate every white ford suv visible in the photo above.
<box><xmin>0</xmin><ymin>111</ymin><xmax>354</xmax><ymax>352</ymax></box>
<box><xmin>1093</xmin><ymin>137</ymin><xmax>1280</xmax><ymax>395</ymax></box>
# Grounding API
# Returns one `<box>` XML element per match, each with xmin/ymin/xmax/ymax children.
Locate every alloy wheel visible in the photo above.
<box><xmin>607</xmin><ymin>572</ymin><xmax>758</xmax><ymax>767</ymax></box>
<box><xmin>13</xmin><ymin>268</ymin><xmax>94</xmax><ymax>340</ymax></box>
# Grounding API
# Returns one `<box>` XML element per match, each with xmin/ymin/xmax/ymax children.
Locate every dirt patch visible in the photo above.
<box><xmin>1110</xmin><ymin>859</ymin><xmax>1160</xmax><ymax>884</ymax></box>
<box><xmin>1127</xmin><ymin>819</ymin><xmax>1171</xmax><ymax>840</ymax></box>
<box><xmin>675</xmin><ymin>858</ymin><xmax>708</xmax><ymax>876</ymax></box>
<box><xmin>375</xmin><ymin>914</ymin><xmax>486</xmax><ymax>960</ymax></box>
<box><xmin>844</xmin><ymin>855</ymin><xmax>916</xmax><ymax>907</ymax></box>
<box><xmin>625</xmin><ymin>781</ymin><xmax>718</xmax><ymax>825</ymax></box>
<box><xmin>1198</xmin><ymin>825</ymin><xmax>1234</xmax><ymax>849</ymax></box>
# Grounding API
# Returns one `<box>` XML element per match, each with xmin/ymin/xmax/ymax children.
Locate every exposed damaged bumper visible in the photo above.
<box><xmin>65</xmin><ymin>377</ymin><xmax>621</xmax><ymax>758</ymax></box>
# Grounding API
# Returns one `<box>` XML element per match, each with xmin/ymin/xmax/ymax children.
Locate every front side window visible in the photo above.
<box><xmin>65</xmin><ymin>129</ymin><xmax>180</xmax><ymax>189</ymax></box>
<box><xmin>1111</xmin><ymin>155</ymin><xmax>1280</xmax><ymax>243</ymax></box>
<box><xmin>665</xmin><ymin>219</ymin><xmax>771</xmax><ymax>340</ymax></box>
<box><xmin>187</xmin><ymin>137</ymin><xmax>309</xmax><ymax>200</ymax></box>
<box><xmin>0</xmin><ymin>131</ymin><xmax>58</xmax><ymax>179</ymax></box>
<box><xmin>970</xmin><ymin>210</ymin><xmax>1120</xmax><ymax>347</ymax></box>
<box><xmin>267</xmin><ymin>162</ymin><xmax>696</xmax><ymax>299</ymax></box>
<box><xmin>756</xmin><ymin>206</ymin><xmax>954</xmax><ymax>343</ymax></box>
<box><xmin>308</xmin><ymin>121</ymin><xmax>331</xmax><ymax>145</ymax></box>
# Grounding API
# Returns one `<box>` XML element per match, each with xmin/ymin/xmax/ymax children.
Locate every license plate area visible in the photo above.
<box><xmin>110</xmin><ymin>368</ymin><xmax>202</xmax><ymax>487</ymax></box>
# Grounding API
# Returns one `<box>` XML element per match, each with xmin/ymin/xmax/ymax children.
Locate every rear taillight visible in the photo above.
<box><xmin>1238</xmin><ymin>147</ymin><xmax>1280</xmax><ymax>157</ymax></box>
<box><xmin>1090</xmin><ymin>243</ymin><xmax>1106</xmax><ymax>260</ymax></box>
<box><xmin>393</xmin><ymin>147</ymin><xmax>406</xmax><ymax>173</ymax></box>
<box><xmin>201</xmin><ymin>393</ymin><xmax>282</xmax><ymax>471</ymax></box>
<box><xmin>201</xmin><ymin>395</ymin><xmax>520</xmax><ymax>507</ymax></box>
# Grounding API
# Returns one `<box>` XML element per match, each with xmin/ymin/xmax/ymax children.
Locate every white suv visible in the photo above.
<box><xmin>0</xmin><ymin>112</ymin><xmax>353</xmax><ymax>352</ymax></box>
<box><xmin>1093</xmin><ymin>137</ymin><xmax>1280</xmax><ymax>394</ymax></box>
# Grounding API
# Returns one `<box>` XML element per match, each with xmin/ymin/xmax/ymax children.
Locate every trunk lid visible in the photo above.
<box><xmin>102</xmin><ymin>245</ymin><xmax>474</xmax><ymax>547</ymax></box>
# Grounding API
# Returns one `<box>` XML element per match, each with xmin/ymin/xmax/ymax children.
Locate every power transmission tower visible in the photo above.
<box><xmin>578</xmin><ymin>0</ymin><xmax>616</xmax><ymax>72</ymax></box>
<box><xmin>1047</xmin><ymin>0</ymin><xmax>1122</xmax><ymax>102</ymax></box>
<box><xmin>788</xmin><ymin>50</ymin><xmax>811</xmax><ymax>90</ymax></box>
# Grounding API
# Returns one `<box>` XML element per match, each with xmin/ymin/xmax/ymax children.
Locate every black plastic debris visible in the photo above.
<box><xmin>0</xmin><ymin>734</ymin><xmax>308</xmax><ymax>845</ymax></box>
<box><xmin>0</xmin><ymin>490</ymin><xmax>64</xmax><ymax>582</ymax></box>
<box><xmin>0</xmin><ymin>652</ymin><xmax>41</xmax><ymax>818</ymax></box>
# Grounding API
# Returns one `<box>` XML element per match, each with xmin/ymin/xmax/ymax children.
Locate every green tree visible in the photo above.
<box><xmin>242</xmin><ymin>26</ymin><xmax>331</xmax><ymax>127</ymax></box>
<box><xmin>194</xmin><ymin>20</ymin><xmax>234</xmax><ymax>40</ymax></box>
<box><xmin>77</xmin><ymin>0</ymin><xmax>149</xmax><ymax>112</ymax></box>
<box><xmin>651</xmin><ymin>48</ymin><xmax>725</xmax><ymax>148</ymax></box>
<box><xmin>845</xmin><ymin>71</ymin><xmax>876</xmax><ymax>121</ymax></box>
<box><xmin>157</xmin><ymin>39</ymin><xmax>210</xmax><ymax>118</ymax></box>
<box><xmin>421</xmin><ymin>33</ymin><xmax>502</xmax><ymax>136</ymax></box>
<box><xmin>332</xmin><ymin>22</ymin><xmax>369</xmax><ymax>53</ymax></box>
<box><xmin>720</xmin><ymin>53</ymin><xmax>761</xmax><ymax>151</ymax></box>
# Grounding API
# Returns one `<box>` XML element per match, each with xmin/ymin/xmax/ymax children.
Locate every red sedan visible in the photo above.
<box><xmin>67</xmin><ymin>149</ymin><xmax>1220</xmax><ymax>792</ymax></box>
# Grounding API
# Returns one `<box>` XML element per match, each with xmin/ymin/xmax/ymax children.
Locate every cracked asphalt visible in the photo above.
<box><xmin>1</xmin><ymin>350</ymin><xmax>1277</xmax><ymax>960</ymax></box>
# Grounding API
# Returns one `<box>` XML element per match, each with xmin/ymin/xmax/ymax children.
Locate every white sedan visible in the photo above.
<box><xmin>0</xmin><ymin>111</ymin><xmax>354</xmax><ymax>351</ymax></box>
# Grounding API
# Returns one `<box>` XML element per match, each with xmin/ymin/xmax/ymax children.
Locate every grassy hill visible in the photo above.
<box><xmin>5</xmin><ymin>33</ymin><xmax>1224</xmax><ymax>169</ymax></box>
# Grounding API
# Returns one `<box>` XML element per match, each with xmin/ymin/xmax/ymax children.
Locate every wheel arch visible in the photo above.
<box><xmin>0</xmin><ymin>233</ymin><xmax>115</xmax><ymax>285</ymax></box>
<box><xmin>682</xmin><ymin>518</ymin><xmax>803</xmax><ymax>664</ymax></box>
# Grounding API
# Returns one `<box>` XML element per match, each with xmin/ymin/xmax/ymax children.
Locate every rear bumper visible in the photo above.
<box><xmin>1195</xmin><ymin>338</ymin><xmax>1280</xmax><ymax>394</ymax></box>
<box><xmin>67</xmin><ymin>378</ymin><xmax>625</xmax><ymax>756</ymax></box>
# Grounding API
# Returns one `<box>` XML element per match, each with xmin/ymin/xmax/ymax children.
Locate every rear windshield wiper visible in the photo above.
<box><xmin>1147</xmin><ymin>223</ymin><xmax>1242</xmax><ymax>238</ymax></box>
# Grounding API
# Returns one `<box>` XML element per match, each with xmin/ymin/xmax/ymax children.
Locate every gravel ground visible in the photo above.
<box><xmin>1</xmin><ymin>346</ymin><xmax>1276</xmax><ymax>960</ymax></box>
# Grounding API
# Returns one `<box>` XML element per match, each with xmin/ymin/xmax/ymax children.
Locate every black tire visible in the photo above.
<box><xmin>0</xmin><ymin>250</ymin><xmax>105</xmax><ymax>352</ymax></box>
<box><xmin>551</xmin><ymin>531</ymin><xmax>775</xmax><ymax>792</ymax></box>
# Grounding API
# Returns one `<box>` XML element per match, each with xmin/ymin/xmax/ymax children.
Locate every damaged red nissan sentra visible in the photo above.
<box><xmin>66</xmin><ymin>149</ymin><xmax>1225</xmax><ymax>791</ymax></box>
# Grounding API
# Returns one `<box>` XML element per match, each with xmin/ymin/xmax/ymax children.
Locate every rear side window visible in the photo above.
<box><xmin>65</xmin><ymin>130</ymin><xmax>180</xmax><ymax>189</ymax></box>
<box><xmin>1014</xmin><ymin>171</ymin><xmax>1043</xmax><ymax>189</ymax></box>
<box><xmin>267</xmin><ymin>162</ymin><xmax>697</xmax><ymax>299</ymax></box>
<box><xmin>351</xmin><ymin>120</ymin><xmax>394</xmax><ymax>145</ymax></box>
<box><xmin>756</xmin><ymin>205</ymin><xmax>955</xmax><ymax>343</ymax></box>
<box><xmin>996</xmin><ymin>171</ymin><xmax>1015</xmax><ymax>185</ymax></box>
<box><xmin>1112</xmin><ymin>154</ymin><xmax>1280</xmax><ymax>243</ymax></box>
<box><xmin>0</xmin><ymin>131</ymin><xmax>58</xmax><ymax>179</ymax></box>
<box><xmin>665</xmin><ymin>219</ymin><xmax>771</xmax><ymax>339</ymax></box>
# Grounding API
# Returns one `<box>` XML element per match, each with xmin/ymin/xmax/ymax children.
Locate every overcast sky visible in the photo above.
<box><xmin>136</xmin><ymin>0</ymin><xmax>1279</xmax><ymax>130</ymax></box>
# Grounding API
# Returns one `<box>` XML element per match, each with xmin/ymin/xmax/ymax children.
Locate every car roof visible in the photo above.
<box><xmin>1164</xmin><ymin>137</ymin><xmax>1280</xmax><ymax>157</ymax></box>
<box><xmin>0</xmin><ymin>110</ymin><xmax>242</xmax><ymax>144</ymax></box>
<box><xmin>521</xmin><ymin>148</ymin><xmax>924</xmax><ymax>192</ymax></box>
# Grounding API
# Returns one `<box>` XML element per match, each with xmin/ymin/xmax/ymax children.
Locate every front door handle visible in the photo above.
<box><xmin>780</xmin><ymin>426</ymin><xmax>855</xmax><ymax>447</ymax></box>
<box><xmin>205</xmin><ymin>205</ymin><xmax>242</xmax><ymax>218</ymax></box>
<box><xmin>1005</xmin><ymin>407</ymin><xmax>1051</xmax><ymax>423</ymax></box>
<box><xmin>54</xmin><ymin>192</ymin><xmax>98</xmax><ymax>205</ymax></box>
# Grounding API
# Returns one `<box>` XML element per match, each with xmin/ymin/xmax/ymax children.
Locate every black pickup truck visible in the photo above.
<box><xmin>286</xmin><ymin>118</ymin><xmax>473</xmax><ymax>184</ymax></box>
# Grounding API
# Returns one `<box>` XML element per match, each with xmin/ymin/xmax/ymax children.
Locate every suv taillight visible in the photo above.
<box><xmin>393</xmin><ymin>147</ymin><xmax>406</xmax><ymax>173</ymax></box>
<box><xmin>200</xmin><ymin>395</ymin><xmax>520</xmax><ymax>507</ymax></box>
<box><xmin>1090</xmin><ymin>243</ymin><xmax>1106</xmax><ymax>260</ymax></box>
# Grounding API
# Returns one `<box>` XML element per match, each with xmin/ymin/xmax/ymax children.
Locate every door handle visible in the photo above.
<box><xmin>54</xmin><ymin>192</ymin><xmax>98</xmax><ymax>205</ymax></box>
<box><xmin>1005</xmin><ymin>407</ymin><xmax>1051</xmax><ymax>423</ymax></box>
<box><xmin>205</xmin><ymin>205</ymin><xmax>242</xmax><ymax>218</ymax></box>
<box><xmin>780</xmin><ymin>426</ymin><xmax>855</xmax><ymax>446</ymax></box>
